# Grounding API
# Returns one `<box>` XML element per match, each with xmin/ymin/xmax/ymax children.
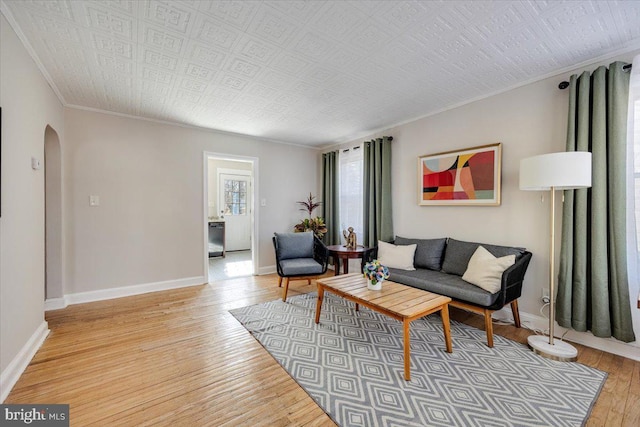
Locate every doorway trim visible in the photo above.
<box><xmin>203</xmin><ymin>152</ymin><xmax>259</xmax><ymax>279</ymax></box>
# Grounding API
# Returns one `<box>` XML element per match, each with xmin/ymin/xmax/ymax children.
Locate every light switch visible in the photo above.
<box><xmin>261</xmin><ymin>198</ymin><xmax>267</xmax><ymax>207</ymax></box>
<box><xmin>31</xmin><ymin>157</ymin><xmax>42</xmax><ymax>170</ymax></box>
<box><xmin>89</xmin><ymin>195</ymin><xmax>100</xmax><ymax>207</ymax></box>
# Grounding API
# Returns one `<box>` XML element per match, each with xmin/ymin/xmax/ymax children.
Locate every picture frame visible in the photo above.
<box><xmin>418</xmin><ymin>142</ymin><xmax>502</xmax><ymax>206</ymax></box>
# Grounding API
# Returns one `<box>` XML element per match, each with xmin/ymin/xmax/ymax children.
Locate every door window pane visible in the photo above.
<box><xmin>223</xmin><ymin>179</ymin><xmax>248</xmax><ymax>216</ymax></box>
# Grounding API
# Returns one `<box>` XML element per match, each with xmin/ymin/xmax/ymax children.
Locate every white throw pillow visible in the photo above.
<box><xmin>462</xmin><ymin>246</ymin><xmax>516</xmax><ymax>293</ymax></box>
<box><xmin>377</xmin><ymin>240</ymin><xmax>417</xmax><ymax>270</ymax></box>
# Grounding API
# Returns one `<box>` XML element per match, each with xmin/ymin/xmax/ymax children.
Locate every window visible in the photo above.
<box><xmin>635</xmin><ymin>99</ymin><xmax>640</xmax><ymax>253</ymax></box>
<box><xmin>223</xmin><ymin>179</ymin><xmax>247</xmax><ymax>215</ymax></box>
<box><xmin>339</xmin><ymin>146</ymin><xmax>364</xmax><ymax>243</ymax></box>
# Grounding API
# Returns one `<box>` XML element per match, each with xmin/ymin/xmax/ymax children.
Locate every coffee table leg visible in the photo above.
<box><xmin>403</xmin><ymin>319</ymin><xmax>411</xmax><ymax>381</ymax></box>
<box><xmin>315</xmin><ymin>286</ymin><xmax>324</xmax><ymax>324</ymax></box>
<box><xmin>334</xmin><ymin>258</ymin><xmax>340</xmax><ymax>276</ymax></box>
<box><xmin>441</xmin><ymin>304</ymin><xmax>453</xmax><ymax>353</ymax></box>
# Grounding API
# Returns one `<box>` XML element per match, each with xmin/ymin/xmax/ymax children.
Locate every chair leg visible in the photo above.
<box><xmin>484</xmin><ymin>309</ymin><xmax>494</xmax><ymax>348</ymax></box>
<box><xmin>278</xmin><ymin>276</ymin><xmax>283</xmax><ymax>288</ymax></box>
<box><xmin>282</xmin><ymin>278</ymin><xmax>290</xmax><ymax>302</ymax></box>
<box><xmin>510</xmin><ymin>300</ymin><xmax>521</xmax><ymax>328</ymax></box>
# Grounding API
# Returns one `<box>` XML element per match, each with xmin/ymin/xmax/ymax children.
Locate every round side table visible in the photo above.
<box><xmin>326</xmin><ymin>245</ymin><xmax>372</xmax><ymax>275</ymax></box>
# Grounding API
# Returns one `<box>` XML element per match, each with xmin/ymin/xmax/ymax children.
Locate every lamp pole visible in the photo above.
<box><xmin>548</xmin><ymin>186</ymin><xmax>556</xmax><ymax>346</ymax></box>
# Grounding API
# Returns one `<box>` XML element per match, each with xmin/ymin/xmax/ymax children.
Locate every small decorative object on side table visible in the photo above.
<box><xmin>343</xmin><ymin>226</ymin><xmax>357</xmax><ymax>249</ymax></box>
<box><xmin>363</xmin><ymin>259</ymin><xmax>389</xmax><ymax>290</ymax></box>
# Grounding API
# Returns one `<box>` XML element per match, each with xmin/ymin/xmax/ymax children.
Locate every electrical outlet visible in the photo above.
<box><xmin>541</xmin><ymin>288</ymin><xmax>550</xmax><ymax>304</ymax></box>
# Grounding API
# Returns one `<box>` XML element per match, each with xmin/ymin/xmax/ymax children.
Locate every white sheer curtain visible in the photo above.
<box><xmin>626</xmin><ymin>54</ymin><xmax>640</xmax><ymax>343</ymax></box>
<box><xmin>339</xmin><ymin>146</ymin><xmax>364</xmax><ymax>245</ymax></box>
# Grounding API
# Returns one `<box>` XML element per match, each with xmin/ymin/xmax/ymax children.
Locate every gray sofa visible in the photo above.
<box><xmin>365</xmin><ymin>237</ymin><xmax>532</xmax><ymax>347</ymax></box>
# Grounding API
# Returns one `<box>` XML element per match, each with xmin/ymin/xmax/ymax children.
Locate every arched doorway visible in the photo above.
<box><xmin>44</xmin><ymin>125</ymin><xmax>63</xmax><ymax>300</ymax></box>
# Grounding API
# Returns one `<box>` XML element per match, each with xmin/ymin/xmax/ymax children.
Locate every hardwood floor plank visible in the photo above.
<box><xmin>623</xmin><ymin>361</ymin><xmax>640</xmax><ymax>427</ymax></box>
<box><xmin>4</xmin><ymin>274</ymin><xmax>637</xmax><ymax>426</ymax></box>
<box><xmin>603</xmin><ymin>354</ymin><xmax>627</xmax><ymax>426</ymax></box>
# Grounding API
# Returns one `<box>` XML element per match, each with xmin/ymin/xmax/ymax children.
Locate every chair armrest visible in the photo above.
<box><xmin>495</xmin><ymin>251</ymin><xmax>532</xmax><ymax>308</ymax></box>
<box><xmin>502</xmin><ymin>251</ymin><xmax>532</xmax><ymax>289</ymax></box>
<box><xmin>313</xmin><ymin>237</ymin><xmax>330</xmax><ymax>269</ymax></box>
<box><xmin>360</xmin><ymin>247</ymin><xmax>378</xmax><ymax>272</ymax></box>
<box><xmin>365</xmin><ymin>247</ymin><xmax>378</xmax><ymax>261</ymax></box>
<box><xmin>272</xmin><ymin>236</ymin><xmax>284</xmax><ymax>277</ymax></box>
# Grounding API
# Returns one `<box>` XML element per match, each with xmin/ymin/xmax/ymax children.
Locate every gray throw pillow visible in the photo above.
<box><xmin>394</xmin><ymin>236</ymin><xmax>446</xmax><ymax>271</ymax></box>
<box><xmin>441</xmin><ymin>238</ymin><xmax>525</xmax><ymax>276</ymax></box>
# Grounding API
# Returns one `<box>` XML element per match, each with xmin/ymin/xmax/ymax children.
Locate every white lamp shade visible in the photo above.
<box><xmin>520</xmin><ymin>152</ymin><xmax>592</xmax><ymax>190</ymax></box>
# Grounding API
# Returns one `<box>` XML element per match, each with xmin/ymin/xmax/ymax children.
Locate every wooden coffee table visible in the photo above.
<box><xmin>315</xmin><ymin>274</ymin><xmax>452</xmax><ymax>381</ymax></box>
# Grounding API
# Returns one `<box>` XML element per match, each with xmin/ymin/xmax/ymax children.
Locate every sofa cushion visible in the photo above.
<box><xmin>441</xmin><ymin>238</ymin><xmax>525</xmax><ymax>276</ymax></box>
<box><xmin>275</xmin><ymin>232</ymin><xmax>314</xmax><ymax>260</ymax></box>
<box><xmin>388</xmin><ymin>268</ymin><xmax>501</xmax><ymax>308</ymax></box>
<box><xmin>378</xmin><ymin>240</ymin><xmax>416</xmax><ymax>270</ymax></box>
<box><xmin>279</xmin><ymin>258</ymin><xmax>324</xmax><ymax>276</ymax></box>
<box><xmin>462</xmin><ymin>246</ymin><xmax>515</xmax><ymax>293</ymax></box>
<box><xmin>394</xmin><ymin>236</ymin><xmax>446</xmax><ymax>271</ymax></box>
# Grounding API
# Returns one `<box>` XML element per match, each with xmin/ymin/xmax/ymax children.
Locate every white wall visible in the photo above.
<box><xmin>328</xmin><ymin>50</ymin><xmax>640</xmax><ymax>358</ymax></box>
<box><xmin>389</xmin><ymin>76</ymin><xmax>564</xmax><ymax>316</ymax></box>
<box><xmin>63</xmin><ymin>108</ymin><xmax>318</xmax><ymax>293</ymax></box>
<box><xmin>0</xmin><ymin>13</ymin><xmax>64</xmax><ymax>379</ymax></box>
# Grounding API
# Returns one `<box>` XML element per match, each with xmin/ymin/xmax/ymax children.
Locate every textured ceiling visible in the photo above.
<box><xmin>2</xmin><ymin>0</ymin><xmax>640</xmax><ymax>147</ymax></box>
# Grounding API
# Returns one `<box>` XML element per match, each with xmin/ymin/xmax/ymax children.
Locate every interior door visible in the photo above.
<box><xmin>219</xmin><ymin>173</ymin><xmax>251</xmax><ymax>251</ymax></box>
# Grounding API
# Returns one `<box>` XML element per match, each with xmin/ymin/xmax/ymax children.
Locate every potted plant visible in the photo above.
<box><xmin>363</xmin><ymin>259</ymin><xmax>390</xmax><ymax>290</ymax></box>
<box><xmin>293</xmin><ymin>193</ymin><xmax>328</xmax><ymax>239</ymax></box>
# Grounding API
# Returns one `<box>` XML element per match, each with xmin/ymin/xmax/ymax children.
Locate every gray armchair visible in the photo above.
<box><xmin>273</xmin><ymin>232</ymin><xmax>329</xmax><ymax>301</ymax></box>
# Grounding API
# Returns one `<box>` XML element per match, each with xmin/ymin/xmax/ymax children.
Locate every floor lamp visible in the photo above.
<box><xmin>519</xmin><ymin>152</ymin><xmax>592</xmax><ymax>361</ymax></box>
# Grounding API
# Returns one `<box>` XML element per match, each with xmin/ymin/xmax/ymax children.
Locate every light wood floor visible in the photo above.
<box><xmin>6</xmin><ymin>274</ymin><xmax>640</xmax><ymax>426</ymax></box>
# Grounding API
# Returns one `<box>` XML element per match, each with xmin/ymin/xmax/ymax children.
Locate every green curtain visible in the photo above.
<box><xmin>362</xmin><ymin>137</ymin><xmax>393</xmax><ymax>247</ymax></box>
<box><xmin>322</xmin><ymin>151</ymin><xmax>341</xmax><ymax>246</ymax></box>
<box><xmin>557</xmin><ymin>62</ymin><xmax>636</xmax><ymax>343</ymax></box>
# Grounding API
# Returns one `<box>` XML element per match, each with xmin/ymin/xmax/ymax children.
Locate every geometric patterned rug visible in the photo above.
<box><xmin>229</xmin><ymin>293</ymin><xmax>607</xmax><ymax>427</ymax></box>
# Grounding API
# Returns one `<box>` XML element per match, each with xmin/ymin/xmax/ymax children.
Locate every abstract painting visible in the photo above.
<box><xmin>419</xmin><ymin>143</ymin><xmax>501</xmax><ymax>206</ymax></box>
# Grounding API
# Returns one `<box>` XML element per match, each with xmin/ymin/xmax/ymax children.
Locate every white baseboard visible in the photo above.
<box><xmin>44</xmin><ymin>297</ymin><xmax>68</xmax><ymax>311</ymax></box>
<box><xmin>56</xmin><ymin>276</ymin><xmax>206</xmax><ymax>308</ymax></box>
<box><xmin>1</xmin><ymin>321</ymin><xmax>50</xmax><ymax>402</ymax></box>
<box><xmin>493</xmin><ymin>307</ymin><xmax>640</xmax><ymax>362</ymax></box>
<box><xmin>257</xmin><ymin>265</ymin><xmax>276</xmax><ymax>275</ymax></box>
